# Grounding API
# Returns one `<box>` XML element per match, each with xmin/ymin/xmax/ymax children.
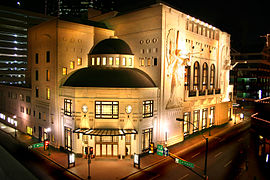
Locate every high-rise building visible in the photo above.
<box><xmin>0</xmin><ymin>5</ymin><xmax>50</xmax><ymax>86</ymax></box>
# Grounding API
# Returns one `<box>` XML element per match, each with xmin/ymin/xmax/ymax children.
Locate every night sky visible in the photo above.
<box><xmin>1</xmin><ymin>0</ymin><xmax>270</xmax><ymax>52</ymax></box>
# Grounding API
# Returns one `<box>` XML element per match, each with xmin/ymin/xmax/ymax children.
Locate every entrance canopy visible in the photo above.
<box><xmin>73</xmin><ymin>128</ymin><xmax>137</xmax><ymax>136</ymax></box>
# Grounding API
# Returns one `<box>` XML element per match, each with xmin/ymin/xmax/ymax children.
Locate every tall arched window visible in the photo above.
<box><xmin>210</xmin><ymin>64</ymin><xmax>215</xmax><ymax>89</ymax></box>
<box><xmin>184</xmin><ymin>66</ymin><xmax>191</xmax><ymax>90</ymax></box>
<box><xmin>193</xmin><ymin>61</ymin><xmax>200</xmax><ymax>90</ymax></box>
<box><xmin>202</xmin><ymin>62</ymin><xmax>208</xmax><ymax>90</ymax></box>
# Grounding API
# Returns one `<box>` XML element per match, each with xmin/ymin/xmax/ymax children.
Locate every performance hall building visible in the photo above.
<box><xmin>0</xmin><ymin>2</ymin><xmax>232</xmax><ymax>158</ymax></box>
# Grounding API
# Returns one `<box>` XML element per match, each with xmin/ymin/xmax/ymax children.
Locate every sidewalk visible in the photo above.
<box><xmin>0</xmin><ymin>116</ymin><xmax>251</xmax><ymax>180</ymax></box>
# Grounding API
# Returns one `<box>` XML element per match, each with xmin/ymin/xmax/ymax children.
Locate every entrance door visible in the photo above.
<box><xmin>95</xmin><ymin>144</ymin><xmax>118</xmax><ymax>157</ymax></box>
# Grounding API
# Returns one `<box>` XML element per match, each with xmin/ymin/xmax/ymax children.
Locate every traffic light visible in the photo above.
<box><xmin>89</xmin><ymin>147</ymin><xmax>93</xmax><ymax>155</ymax></box>
<box><xmin>44</xmin><ymin>140</ymin><xmax>49</xmax><ymax>150</ymax></box>
<box><xmin>149</xmin><ymin>143</ymin><xmax>154</xmax><ymax>154</ymax></box>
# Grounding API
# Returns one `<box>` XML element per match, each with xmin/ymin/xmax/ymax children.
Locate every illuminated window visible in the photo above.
<box><xmin>184</xmin><ymin>66</ymin><xmax>190</xmax><ymax>90</ymax></box>
<box><xmin>95</xmin><ymin>101</ymin><xmax>119</xmax><ymax>119</ymax></box>
<box><xmin>46</xmin><ymin>88</ymin><xmax>50</xmax><ymax>100</ymax></box>
<box><xmin>209</xmin><ymin>107</ymin><xmax>215</xmax><ymax>127</ymax></box>
<box><xmin>70</xmin><ymin>61</ymin><xmax>74</xmax><ymax>69</ymax></box>
<box><xmin>91</xmin><ymin>57</ymin><xmax>95</xmax><ymax>65</ymax></box>
<box><xmin>202</xmin><ymin>108</ymin><xmax>208</xmax><ymax>129</ymax></box>
<box><xmin>63</xmin><ymin>67</ymin><xmax>67</xmax><ymax>75</ymax></box>
<box><xmin>142</xmin><ymin>128</ymin><xmax>153</xmax><ymax>151</ymax></box>
<box><xmin>128</xmin><ymin>58</ymin><xmax>132</xmax><ymax>66</ymax></box>
<box><xmin>122</xmin><ymin>57</ymin><xmax>126</xmax><ymax>66</ymax></box>
<box><xmin>115</xmin><ymin>57</ymin><xmax>119</xmax><ymax>66</ymax></box>
<box><xmin>193</xmin><ymin>61</ymin><xmax>200</xmax><ymax>90</ymax></box>
<box><xmin>46</xmin><ymin>51</ymin><xmax>50</xmax><ymax>63</ymax></box>
<box><xmin>97</xmin><ymin>57</ymin><xmax>101</xmax><ymax>65</ymax></box>
<box><xmin>183</xmin><ymin>112</ymin><xmax>191</xmax><ymax>136</ymax></box>
<box><xmin>147</xmin><ymin>58</ymin><xmax>151</xmax><ymax>66</ymax></box>
<box><xmin>46</xmin><ymin>70</ymin><xmax>50</xmax><ymax>81</ymax></box>
<box><xmin>210</xmin><ymin>64</ymin><xmax>215</xmax><ymax>89</ymax></box>
<box><xmin>102</xmin><ymin>57</ymin><xmax>107</xmax><ymax>65</ymax></box>
<box><xmin>193</xmin><ymin>110</ymin><xmax>199</xmax><ymax>132</ymax></box>
<box><xmin>64</xmin><ymin>99</ymin><xmax>72</xmax><ymax>116</ymax></box>
<box><xmin>77</xmin><ymin>57</ymin><xmax>82</xmax><ymax>65</ymax></box>
<box><xmin>19</xmin><ymin>94</ymin><xmax>24</xmax><ymax>101</ymax></box>
<box><xmin>109</xmin><ymin>57</ymin><xmax>113</xmax><ymax>65</ymax></box>
<box><xmin>140</xmin><ymin>58</ymin><xmax>145</xmax><ymax>66</ymax></box>
<box><xmin>27</xmin><ymin>126</ymin><xmax>33</xmax><ymax>135</ymax></box>
<box><xmin>202</xmin><ymin>62</ymin><xmax>208</xmax><ymax>90</ymax></box>
<box><xmin>143</xmin><ymin>100</ymin><xmax>153</xmax><ymax>118</ymax></box>
<box><xmin>65</xmin><ymin>127</ymin><xmax>72</xmax><ymax>151</ymax></box>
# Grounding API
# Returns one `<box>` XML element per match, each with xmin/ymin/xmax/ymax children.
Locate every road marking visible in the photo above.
<box><xmin>149</xmin><ymin>174</ymin><xmax>160</xmax><ymax>180</ymax></box>
<box><xmin>191</xmin><ymin>152</ymin><xmax>200</xmax><ymax>159</ymax></box>
<box><xmin>224</xmin><ymin>160</ymin><xmax>232</xmax><ymax>167</ymax></box>
<box><xmin>179</xmin><ymin>174</ymin><xmax>189</xmax><ymax>180</ymax></box>
<box><xmin>214</xmin><ymin>152</ymin><xmax>223</xmax><ymax>158</ymax></box>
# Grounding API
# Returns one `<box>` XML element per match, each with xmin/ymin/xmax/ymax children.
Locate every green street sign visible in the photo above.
<box><xmin>157</xmin><ymin>144</ymin><xmax>164</xmax><ymax>156</ymax></box>
<box><xmin>31</xmin><ymin>142</ymin><xmax>44</xmax><ymax>149</ymax></box>
<box><xmin>175</xmin><ymin>158</ymin><xmax>194</xmax><ymax>168</ymax></box>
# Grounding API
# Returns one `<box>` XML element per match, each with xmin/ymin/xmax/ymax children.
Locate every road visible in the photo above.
<box><xmin>0</xmin><ymin>128</ymin><xmax>80</xmax><ymax>180</ymax></box>
<box><xmin>125</xmin><ymin>128</ymin><xmax>268</xmax><ymax>180</ymax></box>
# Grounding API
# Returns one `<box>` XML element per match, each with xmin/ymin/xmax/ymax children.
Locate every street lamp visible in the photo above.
<box><xmin>176</xmin><ymin>118</ymin><xmax>208</xmax><ymax>180</ymax></box>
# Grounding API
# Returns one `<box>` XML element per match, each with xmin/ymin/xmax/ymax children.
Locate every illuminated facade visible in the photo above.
<box><xmin>0</xmin><ymin>3</ymin><xmax>232</xmax><ymax>157</ymax></box>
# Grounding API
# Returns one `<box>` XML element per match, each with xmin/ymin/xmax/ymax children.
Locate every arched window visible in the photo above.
<box><xmin>193</xmin><ymin>61</ymin><xmax>200</xmax><ymax>90</ymax></box>
<box><xmin>184</xmin><ymin>66</ymin><xmax>191</xmax><ymax>90</ymax></box>
<box><xmin>210</xmin><ymin>64</ymin><xmax>215</xmax><ymax>89</ymax></box>
<box><xmin>202</xmin><ymin>62</ymin><xmax>208</xmax><ymax>90</ymax></box>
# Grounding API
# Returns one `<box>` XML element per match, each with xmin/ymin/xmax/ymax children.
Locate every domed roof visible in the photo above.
<box><xmin>63</xmin><ymin>67</ymin><xmax>156</xmax><ymax>88</ymax></box>
<box><xmin>89</xmin><ymin>37</ymin><xmax>133</xmax><ymax>55</ymax></box>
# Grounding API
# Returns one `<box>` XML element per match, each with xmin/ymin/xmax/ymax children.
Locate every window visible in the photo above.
<box><xmin>46</xmin><ymin>51</ymin><xmax>50</xmax><ymax>63</ymax></box>
<box><xmin>140</xmin><ymin>58</ymin><xmax>145</xmax><ymax>66</ymax></box>
<box><xmin>202</xmin><ymin>62</ymin><xmax>208</xmax><ymax>90</ymax></box>
<box><xmin>77</xmin><ymin>57</ymin><xmax>82</xmax><ymax>65</ymax></box>
<box><xmin>147</xmin><ymin>58</ymin><xmax>151</xmax><ymax>66</ymax></box>
<box><xmin>193</xmin><ymin>61</ymin><xmax>200</xmax><ymax>90</ymax></box>
<box><xmin>154</xmin><ymin>58</ymin><xmax>158</xmax><ymax>66</ymax></box>
<box><xmin>210</xmin><ymin>64</ymin><xmax>215</xmax><ymax>89</ymax></box>
<box><xmin>26</xmin><ymin>108</ymin><xmax>31</xmax><ymax>115</ymax></box>
<box><xmin>63</xmin><ymin>67</ymin><xmax>67</xmax><ymax>75</ymax></box>
<box><xmin>39</xmin><ymin>112</ymin><xmax>41</xmax><ymax>119</ymax></box>
<box><xmin>193</xmin><ymin>110</ymin><xmax>200</xmax><ymax>132</ymax></box>
<box><xmin>26</xmin><ymin>96</ymin><xmax>31</xmax><ymax>103</ymax></box>
<box><xmin>184</xmin><ymin>66</ymin><xmax>191</xmax><ymax>90</ymax></box>
<box><xmin>102</xmin><ymin>57</ymin><xmax>107</xmax><ymax>65</ymax></box>
<box><xmin>46</xmin><ymin>88</ymin><xmax>50</xmax><ymax>100</ymax></box>
<box><xmin>128</xmin><ymin>58</ymin><xmax>132</xmax><ymax>66</ymax></box>
<box><xmin>115</xmin><ymin>57</ymin><xmax>119</xmax><ymax>66</ymax></box>
<box><xmin>20</xmin><ymin>106</ymin><xmax>24</xmax><ymax>113</ymax></box>
<box><xmin>35</xmin><ymin>53</ymin><xmax>38</xmax><ymax>64</ymax></box>
<box><xmin>19</xmin><ymin>94</ymin><xmax>24</xmax><ymax>101</ymax></box>
<box><xmin>142</xmin><ymin>128</ymin><xmax>153</xmax><ymax>151</ymax></box>
<box><xmin>109</xmin><ymin>57</ymin><xmax>113</xmax><ymax>65</ymax></box>
<box><xmin>122</xmin><ymin>57</ymin><xmax>126</xmax><ymax>66</ymax></box>
<box><xmin>91</xmin><ymin>57</ymin><xmax>95</xmax><ymax>65</ymax></box>
<box><xmin>64</xmin><ymin>99</ymin><xmax>72</xmax><ymax>116</ymax></box>
<box><xmin>35</xmin><ymin>70</ymin><xmax>38</xmax><ymax>81</ymax></box>
<box><xmin>183</xmin><ymin>112</ymin><xmax>191</xmax><ymax>136</ymax></box>
<box><xmin>35</xmin><ymin>87</ymin><xmax>39</xmax><ymax>98</ymax></box>
<box><xmin>70</xmin><ymin>61</ymin><xmax>74</xmax><ymax>69</ymax></box>
<box><xmin>202</xmin><ymin>108</ymin><xmax>208</xmax><ymax>129</ymax></box>
<box><xmin>95</xmin><ymin>101</ymin><xmax>119</xmax><ymax>119</ymax></box>
<box><xmin>209</xmin><ymin>107</ymin><xmax>215</xmax><ymax>127</ymax></box>
<box><xmin>97</xmin><ymin>57</ymin><xmax>101</xmax><ymax>65</ymax></box>
<box><xmin>65</xmin><ymin>127</ymin><xmax>72</xmax><ymax>151</ymax></box>
<box><xmin>143</xmin><ymin>100</ymin><xmax>153</xmax><ymax>118</ymax></box>
<box><xmin>46</xmin><ymin>70</ymin><xmax>50</xmax><ymax>81</ymax></box>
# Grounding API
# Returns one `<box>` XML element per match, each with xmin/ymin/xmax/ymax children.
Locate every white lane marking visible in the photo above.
<box><xmin>178</xmin><ymin>174</ymin><xmax>189</xmax><ymax>180</ymax></box>
<box><xmin>191</xmin><ymin>152</ymin><xmax>200</xmax><ymax>159</ymax></box>
<box><xmin>214</xmin><ymin>151</ymin><xmax>223</xmax><ymax>158</ymax></box>
<box><xmin>149</xmin><ymin>174</ymin><xmax>160</xmax><ymax>180</ymax></box>
<box><xmin>224</xmin><ymin>160</ymin><xmax>232</xmax><ymax>167</ymax></box>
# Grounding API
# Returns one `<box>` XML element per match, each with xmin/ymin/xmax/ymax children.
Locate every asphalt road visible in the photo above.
<box><xmin>126</xmin><ymin>126</ymin><xmax>268</xmax><ymax>180</ymax></box>
<box><xmin>0</xmin><ymin>129</ymin><xmax>80</xmax><ymax>180</ymax></box>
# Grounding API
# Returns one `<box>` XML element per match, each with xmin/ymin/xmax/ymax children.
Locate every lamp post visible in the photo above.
<box><xmin>176</xmin><ymin>118</ymin><xmax>208</xmax><ymax>180</ymax></box>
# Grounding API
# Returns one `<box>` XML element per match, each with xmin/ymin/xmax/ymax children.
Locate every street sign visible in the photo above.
<box><xmin>175</xmin><ymin>158</ymin><xmax>194</xmax><ymax>168</ymax></box>
<box><xmin>157</xmin><ymin>144</ymin><xmax>164</xmax><ymax>156</ymax></box>
<box><xmin>29</xmin><ymin>142</ymin><xmax>44</xmax><ymax>149</ymax></box>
